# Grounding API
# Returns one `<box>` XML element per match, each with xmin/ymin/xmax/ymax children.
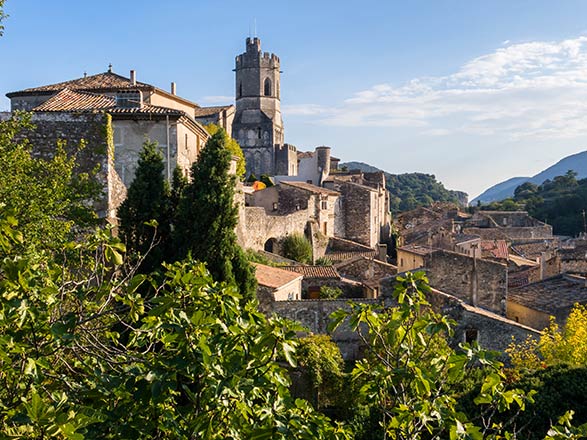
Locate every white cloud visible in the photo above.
<box><xmin>295</xmin><ymin>36</ymin><xmax>587</xmax><ymax>141</ymax></box>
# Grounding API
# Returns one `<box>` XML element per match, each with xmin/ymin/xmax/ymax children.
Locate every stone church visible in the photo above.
<box><xmin>233</xmin><ymin>37</ymin><xmax>297</xmax><ymax>178</ymax></box>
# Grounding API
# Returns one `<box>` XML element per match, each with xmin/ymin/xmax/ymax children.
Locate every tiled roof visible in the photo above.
<box><xmin>508</xmin><ymin>274</ymin><xmax>587</xmax><ymax>314</ymax></box>
<box><xmin>511</xmin><ymin>241</ymin><xmax>553</xmax><ymax>260</ymax></box>
<box><xmin>32</xmin><ymin>88</ymin><xmax>186</xmax><ymax>117</ymax></box>
<box><xmin>325</xmin><ymin>250</ymin><xmax>377</xmax><ymax>262</ymax></box>
<box><xmin>280</xmin><ymin>181</ymin><xmax>340</xmax><ymax>196</ymax></box>
<box><xmin>7</xmin><ymin>71</ymin><xmax>153</xmax><ymax>97</ymax></box>
<box><xmin>253</xmin><ymin>263</ymin><xmax>302</xmax><ymax>289</ymax></box>
<box><xmin>193</xmin><ymin>105</ymin><xmax>233</xmax><ymax>117</ymax></box>
<box><xmin>454</xmin><ymin>234</ymin><xmax>480</xmax><ymax>244</ymax></box>
<box><xmin>481</xmin><ymin>239</ymin><xmax>509</xmax><ymax>259</ymax></box>
<box><xmin>282</xmin><ymin>265</ymin><xmax>341</xmax><ymax>279</ymax></box>
<box><xmin>33</xmin><ymin>88</ymin><xmax>115</xmax><ymax>112</ymax></box>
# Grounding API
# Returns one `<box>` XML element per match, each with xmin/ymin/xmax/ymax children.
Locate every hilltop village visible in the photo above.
<box><xmin>3</xmin><ymin>37</ymin><xmax>587</xmax><ymax>360</ymax></box>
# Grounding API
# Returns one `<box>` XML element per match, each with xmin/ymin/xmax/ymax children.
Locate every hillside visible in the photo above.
<box><xmin>473</xmin><ymin>151</ymin><xmax>587</xmax><ymax>204</ymax></box>
<box><xmin>340</xmin><ymin>161</ymin><xmax>468</xmax><ymax>212</ymax></box>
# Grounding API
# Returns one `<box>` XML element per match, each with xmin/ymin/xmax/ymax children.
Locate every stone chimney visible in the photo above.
<box><xmin>130</xmin><ymin>70</ymin><xmax>136</xmax><ymax>86</ymax></box>
<box><xmin>171</xmin><ymin>82</ymin><xmax>176</xmax><ymax>95</ymax></box>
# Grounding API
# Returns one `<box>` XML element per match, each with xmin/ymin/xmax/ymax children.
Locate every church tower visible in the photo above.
<box><xmin>233</xmin><ymin>37</ymin><xmax>290</xmax><ymax>177</ymax></box>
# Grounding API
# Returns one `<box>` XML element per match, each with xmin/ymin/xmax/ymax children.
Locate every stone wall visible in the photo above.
<box><xmin>425</xmin><ymin>250</ymin><xmax>507</xmax><ymax>313</ymax></box>
<box><xmin>17</xmin><ymin>112</ymin><xmax>125</xmax><ymax>219</ymax></box>
<box><xmin>336</xmin><ymin>257</ymin><xmax>397</xmax><ymax>283</ymax></box>
<box><xmin>270</xmin><ymin>299</ymin><xmax>381</xmax><ymax>360</ymax></box>
<box><xmin>464</xmin><ymin>225</ymin><xmax>552</xmax><ymax>240</ymax></box>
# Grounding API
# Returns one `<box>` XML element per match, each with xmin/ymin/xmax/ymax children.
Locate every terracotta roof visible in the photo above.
<box><xmin>508</xmin><ymin>274</ymin><xmax>587</xmax><ymax>314</ymax></box>
<box><xmin>282</xmin><ymin>265</ymin><xmax>341</xmax><ymax>279</ymax></box>
<box><xmin>31</xmin><ymin>88</ymin><xmax>188</xmax><ymax>118</ymax></box>
<box><xmin>193</xmin><ymin>105</ymin><xmax>233</xmax><ymax>117</ymax></box>
<box><xmin>280</xmin><ymin>181</ymin><xmax>339</xmax><ymax>196</ymax></box>
<box><xmin>253</xmin><ymin>263</ymin><xmax>302</xmax><ymax>289</ymax></box>
<box><xmin>511</xmin><ymin>241</ymin><xmax>554</xmax><ymax>260</ymax></box>
<box><xmin>7</xmin><ymin>71</ymin><xmax>153</xmax><ymax>97</ymax></box>
<box><xmin>481</xmin><ymin>239</ymin><xmax>509</xmax><ymax>259</ymax></box>
<box><xmin>33</xmin><ymin>88</ymin><xmax>115</xmax><ymax>111</ymax></box>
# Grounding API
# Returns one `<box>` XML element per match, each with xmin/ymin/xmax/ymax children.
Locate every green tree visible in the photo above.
<box><xmin>205</xmin><ymin>123</ymin><xmax>246</xmax><ymax>178</ymax></box>
<box><xmin>0</xmin><ymin>210</ymin><xmax>350</xmax><ymax>439</ymax></box>
<box><xmin>0</xmin><ymin>0</ymin><xmax>7</xmax><ymax>36</ymax></box>
<box><xmin>0</xmin><ymin>112</ymin><xmax>98</xmax><ymax>253</ymax></box>
<box><xmin>330</xmin><ymin>272</ymin><xmax>533</xmax><ymax>439</ymax></box>
<box><xmin>117</xmin><ymin>140</ymin><xmax>170</xmax><ymax>272</ymax></box>
<box><xmin>282</xmin><ymin>233</ymin><xmax>313</xmax><ymax>264</ymax></box>
<box><xmin>174</xmin><ymin>129</ymin><xmax>256</xmax><ymax>299</ymax></box>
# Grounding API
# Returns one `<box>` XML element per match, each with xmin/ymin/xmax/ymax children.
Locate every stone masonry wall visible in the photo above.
<box><xmin>270</xmin><ymin>299</ymin><xmax>381</xmax><ymax>360</ymax></box>
<box><xmin>240</xmin><ymin>206</ymin><xmax>310</xmax><ymax>251</ymax></box>
<box><xmin>426</xmin><ymin>250</ymin><xmax>507</xmax><ymax>313</ymax></box>
<box><xmin>17</xmin><ymin>112</ymin><xmax>124</xmax><ymax>219</ymax></box>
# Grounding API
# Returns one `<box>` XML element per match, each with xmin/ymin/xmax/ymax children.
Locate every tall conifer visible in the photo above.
<box><xmin>174</xmin><ymin>129</ymin><xmax>256</xmax><ymax>298</ymax></box>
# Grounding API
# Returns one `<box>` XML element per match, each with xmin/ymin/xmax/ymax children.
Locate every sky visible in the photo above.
<box><xmin>2</xmin><ymin>0</ymin><xmax>587</xmax><ymax>199</ymax></box>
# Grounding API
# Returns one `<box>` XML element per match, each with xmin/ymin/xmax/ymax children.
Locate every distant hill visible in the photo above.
<box><xmin>340</xmin><ymin>161</ymin><xmax>468</xmax><ymax>212</ymax></box>
<box><xmin>473</xmin><ymin>151</ymin><xmax>587</xmax><ymax>204</ymax></box>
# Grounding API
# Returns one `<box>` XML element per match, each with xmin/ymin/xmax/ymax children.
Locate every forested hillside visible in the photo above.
<box><xmin>341</xmin><ymin>161</ymin><xmax>468</xmax><ymax>212</ymax></box>
<box><xmin>481</xmin><ymin>170</ymin><xmax>587</xmax><ymax>236</ymax></box>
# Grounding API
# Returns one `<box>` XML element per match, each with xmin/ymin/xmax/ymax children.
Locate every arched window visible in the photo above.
<box><xmin>264</xmin><ymin>78</ymin><xmax>272</xmax><ymax>96</ymax></box>
<box><xmin>238</xmin><ymin>82</ymin><xmax>243</xmax><ymax>98</ymax></box>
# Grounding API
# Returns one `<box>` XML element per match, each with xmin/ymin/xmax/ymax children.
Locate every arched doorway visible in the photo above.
<box><xmin>264</xmin><ymin>238</ymin><xmax>277</xmax><ymax>253</ymax></box>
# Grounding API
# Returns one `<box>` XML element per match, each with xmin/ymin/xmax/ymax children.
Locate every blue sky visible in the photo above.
<box><xmin>2</xmin><ymin>1</ymin><xmax>587</xmax><ymax>198</ymax></box>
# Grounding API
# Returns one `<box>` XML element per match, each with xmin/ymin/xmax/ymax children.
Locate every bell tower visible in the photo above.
<box><xmin>233</xmin><ymin>37</ymin><xmax>285</xmax><ymax>177</ymax></box>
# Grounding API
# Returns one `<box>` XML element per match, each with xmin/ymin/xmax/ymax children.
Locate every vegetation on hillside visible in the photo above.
<box><xmin>480</xmin><ymin>170</ymin><xmax>587</xmax><ymax>236</ymax></box>
<box><xmin>340</xmin><ymin>161</ymin><xmax>467</xmax><ymax>212</ymax></box>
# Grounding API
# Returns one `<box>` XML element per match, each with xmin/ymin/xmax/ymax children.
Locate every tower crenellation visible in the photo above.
<box><xmin>233</xmin><ymin>36</ymin><xmax>294</xmax><ymax>178</ymax></box>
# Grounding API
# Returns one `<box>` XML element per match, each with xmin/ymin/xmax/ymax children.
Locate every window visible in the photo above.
<box><xmin>465</xmin><ymin>329</ymin><xmax>478</xmax><ymax>344</ymax></box>
<box><xmin>321</xmin><ymin>201</ymin><xmax>328</xmax><ymax>210</ymax></box>
<box><xmin>257</xmin><ymin>127</ymin><xmax>262</xmax><ymax>139</ymax></box>
<box><xmin>264</xmin><ymin>77</ymin><xmax>272</xmax><ymax>96</ymax></box>
<box><xmin>239</xmin><ymin>82</ymin><xmax>243</xmax><ymax>98</ymax></box>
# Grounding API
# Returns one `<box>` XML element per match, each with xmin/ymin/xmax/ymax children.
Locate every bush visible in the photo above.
<box><xmin>320</xmin><ymin>286</ymin><xmax>342</xmax><ymax>299</ymax></box>
<box><xmin>315</xmin><ymin>256</ymin><xmax>333</xmax><ymax>266</ymax></box>
<box><xmin>282</xmin><ymin>233</ymin><xmax>313</xmax><ymax>264</ymax></box>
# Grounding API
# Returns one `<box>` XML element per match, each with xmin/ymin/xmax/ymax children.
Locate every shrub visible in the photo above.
<box><xmin>282</xmin><ymin>233</ymin><xmax>313</xmax><ymax>264</ymax></box>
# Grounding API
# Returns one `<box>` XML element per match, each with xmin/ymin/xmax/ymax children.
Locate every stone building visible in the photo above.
<box><xmin>5</xmin><ymin>69</ymin><xmax>215</xmax><ymax>220</ymax></box>
<box><xmin>233</xmin><ymin>37</ymin><xmax>296</xmax><ymax>177</ymax></box>
<box><xmin>253</xmin><ymin>263</ymin><xmax>303</xmax><ymax>312</ymax></box>
<box><xmin>508</xmin><ymin>274</ymin><xmax>587</xmax><ymax>330</ymax></box>
<box><xmin>274</xmin><ymin>146</ymin><xmax>333</xmax><ymax>186</ymax></box>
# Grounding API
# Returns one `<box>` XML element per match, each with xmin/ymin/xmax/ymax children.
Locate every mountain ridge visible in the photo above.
<box><xmin>472</xmin><ymin>150</ymin><xmax>587</xmax><ymax>204</ymax></box>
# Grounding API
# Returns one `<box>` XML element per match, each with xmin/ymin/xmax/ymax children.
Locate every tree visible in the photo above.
<box><xmin>0</xmin><ymin>112</ymin><xmax>99</xmax><ymax>253</ymax></box>
<box><xmin>0</xmin><ymin>0</ymin><xmax>7</xmax><ymax>36</ymax></box>
<box><xmin>204</xmin><ymin>123</ymin><xmax>246</xmax><ymax>178</ymax></box>
<box><xmin>282</xmin><ymin>233</ymin><xmax>313</xmax><ymax>264</ymax></box>
<box><xmin>330</xmin><ymin>272</ymin><xmax>533</xmax><ymax>439</ymax></box>
<box><xmin>0</xmin><ymin>210</ymin><xmax>350</xmax><ymax>439</ymax></box>
<box><xmin>118</xmin><ymin>140</ymin><xmax>171</xmax><ymax>272</ymax></box>
<box><xmin>174</xmin><ymin>129</ymin><xmax>256</xmax><ymax>299</ymax></box>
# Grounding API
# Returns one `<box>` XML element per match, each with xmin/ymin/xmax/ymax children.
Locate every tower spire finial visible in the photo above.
<box><xmin>108</xmin><ymin>63</ymin><xmax>112</xmax><ymax>73</ymax></box>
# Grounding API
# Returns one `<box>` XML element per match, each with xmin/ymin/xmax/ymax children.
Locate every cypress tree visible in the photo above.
<box><xmin>174</xmin><ymin>129</ymin><xmax>256</xmax><ymax>299</ymax></box>
<box><xmin>118</xmin><ymin>141</ymin><xmax>170</xmax><ymax>272</ymax></box>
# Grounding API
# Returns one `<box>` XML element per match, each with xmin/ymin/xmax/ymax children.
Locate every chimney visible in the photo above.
<box><xmin>130</xmin><ymin>70</ymin><xmax>136</xmax><ymax>86</ymax></box>
<box><xmin>171</xmin><ymin>82</ymin><xmax>176</xmax><ymax>95</ymax></box>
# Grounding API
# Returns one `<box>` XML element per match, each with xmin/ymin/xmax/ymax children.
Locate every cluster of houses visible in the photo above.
<box><xmin>3</xmin><ymin>37</ymin><xmax>586</xmax><ymax>360</ymax></box>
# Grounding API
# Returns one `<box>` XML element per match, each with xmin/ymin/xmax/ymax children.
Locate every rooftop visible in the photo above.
<box><xmin>282</xmin><ymin>265</ymin><xmax>341</xmax><ymax>279</ymax></box>
<box><xmin>193</xmin><ymin>105</ymin><xmax>234</xmax><ymax>117</ymax></box>
<box><xmin>280</xmin><ymin>181</ymin><xmax>339</xmax><ymax>196</ymax></box>
<box><xmin>253</xmin><ymin>263</ymin><xmax>302</xmax><ymax>289</ymax></box>
<box><xmin>480</xmin><ymin>239</ymin><xmax>509</xmax><ymax>260</ymax></box>
<box><xmin>508</xmin><ymin>274</ymin><xmax>587</xmax><ymax>314</ymax></box>
<box><xmin>397</xmin><ymin>244</ymin><xmax>436</xmax><ymax>256</ymax></box>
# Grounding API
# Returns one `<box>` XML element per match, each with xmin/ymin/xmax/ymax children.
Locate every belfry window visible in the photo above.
<box><xmin>264</xmin><ymin>78</ymin><xmax>272</xmax><ymax>96</ymax></box>
<box><xmin>239</xmin><ymin>82</ymin><xmax>243</xmax><ymax>98</ymax></box>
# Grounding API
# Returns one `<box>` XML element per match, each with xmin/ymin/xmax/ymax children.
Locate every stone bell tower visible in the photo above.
<box><xmin>233</xmin><ymin>37</ymin><xmax>291</xmax><ymax>177</ymax></box>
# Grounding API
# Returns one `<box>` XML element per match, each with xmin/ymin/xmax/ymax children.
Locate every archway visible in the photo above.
<box><xmin>264</xmin><ymin>238</ymin><xmax>277</xmax><ymax>253</ymax></box>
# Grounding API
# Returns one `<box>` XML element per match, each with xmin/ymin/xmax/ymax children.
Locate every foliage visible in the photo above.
<box><xmin>315</xmin><ymin>256</ymin><xmax>333</xmax><ymax>266</ymax></box>
<box><xmin>0</xmin><ymin>112</ymin><xmax>99</xmax><ymax>253</ymax></box>
<box><xmin>117</xmin><ymin>140</ymin><xmax>171</xmax><ymax>272</ymax></box>
<box><xmin>481</xmin><ymin>170</ymin><xmax>587</xmax><ymax>236</ymax></box>
<box><xmin>260</xmin><ymin>173</ymin><xmax>274</xmax><ymax>187</ymax></box>
<box><xmin>0</xmin><ymin>208</ymin><xmax>350</xmax><ymax>439</ymax></box>
<box><xmin>174</xmin><ymin>129</ymin><xmax>256</xmax><ymax>299</ymax></box>
<box><xmin>295</xmin><ymin>335</ymin><xmax>346</xmax><ymax>408</ymax></box>
<box><xmin>330</xmin><ymin>271</ymin><xmax>533</xmax><ymax>439</ymax></box>
<box><xmin>244</xmin><ymin>249</ymin><xmax>287</xmax><ymax>267</ymax></box>
<box><xmin>320</xmin><ymin>285</ymin><xmax>342</xmax><ymax>299</ymax></box>
<box><xmin>340</xmin><ymin>162</ymin><xmax>467</xmax><ymax>212</ymax></box>
<box><xmin>0</xmin><ymin>0</ymin><xmax>6</xmax><ymax>36</ymax></box>
<box><xmin>169</xmin><ymin>166</ymin><xmax>188</xmax><ymax>213</ymax></box>
<box><xmin>205</xmin><ymin>123</ymin><xmax>246</xmax><ymax>178</ymax></box>
<box><xmin>282</xmin><ymin>233</ymin><xmax>313</xmax><ymax>264</ymax></box>
<box><xmin>247</xmin><ymin>173</ymin><xmax>258</xmax><ymax>183</ymax></box>
<box><xmin>508</xmin><ymin>304</ymin><xmax>587</xmax><ymax>370</ymax></box>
